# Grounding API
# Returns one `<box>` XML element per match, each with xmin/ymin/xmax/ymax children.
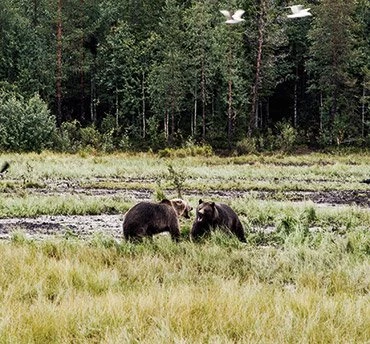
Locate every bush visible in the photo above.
<box><xmin>235</xmin><ymin>138</ymin><xmax>257</xmax><ymax>155</ymax></box>
<box><xmin>275</xmin><ymin>121</ymin><xmax>298</xmax><ymax>152</ymax></box>
<box><xmin>80</xmin><ymin>126</ymin><xmax>102</xmax><ymax>149</ymax></box>
<box><xmin>53</xmin><ymin>120</ymin><xmax>82</xmax><ymax>152</ymax></box>
<box><xmin>158</xmin><ymin>140</ymin><xmax>213</xmax><ymax>158</ymax></box>
<box><xmin>54</xmin><ymin>121</ymin><xmax>104</xmax><ymax>153</ymax></box>
<box><xmin>0</xmin><ymin>91</ymin><xmax>56</xmax><ymax>152</ymax></box>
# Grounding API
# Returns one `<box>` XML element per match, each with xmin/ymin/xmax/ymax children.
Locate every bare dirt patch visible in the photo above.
<box><xmin>0</xmin><ymin>187</ymin><xmax>369</xmax><ymax>240</ymax></box>
<box><xmin>0</xmin><ymin>214</ymin><xmax>123</xmax><ymax>240</ymax></box>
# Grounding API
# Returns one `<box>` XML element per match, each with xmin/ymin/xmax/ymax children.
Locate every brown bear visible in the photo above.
<box><xmin>191</xmin><ymin>199</ymin><xmax>246</xmax><ymax>242</ymax></box>
<box><xmin>123</xmin><ymin>198</ymin><xmax>192</xmax><ymax>242</ymax></box>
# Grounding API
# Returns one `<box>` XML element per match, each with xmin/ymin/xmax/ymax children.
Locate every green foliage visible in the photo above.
<box><xmin>165</xmin><ymin>163</ymin><xmax>186</xmax><ymax>199</ymax></box>
<box><xmin>97</xmin><ymin>20</ymin><xmax>139</xmax><ymax>121</ymax></box>
<box><xmin>146</xmin><ymin>116</ymin><xmax>166</xmax><ymax>151</ymax></box>
<box><xmin>0</xmin><ymin>91</ymin><xmax>56</xmax><ymax>152</ymax></box>
<box><xmin>53</xmin><ymin>120</ymin><xmax>82</xmax><ymax>153</ymax></box>
<box><xmin>80</xmin><ymin>126</ymin><xmax>102</xmax><ymax>150</ymax></box>
<box><xmin>54</xmin><ymin>120</ymin><xmax>119</xmax><ymax>153</ymax></box>
<box><xmin>158</xmin><ymin>141</ymin><xmax>213</xmax><ymax>158</ymax></box>
<box><xmin>0</xmin><ymin>1</ymin><xmax>369</xmax><ymax>151</ymax></box>
<box><xmin>236</xmin><ymin>137</ymin><xmax>258</xmax><ymax>155</ymax></box>
<box><xmin>307</xmin><ymin>0</ymin><xmax>363</xmax><ymax>142</ymax></box>
<box><xmin>275</xmin><ymin>121</ymin><xmax>298</xmax><ymax>152</ymax></box>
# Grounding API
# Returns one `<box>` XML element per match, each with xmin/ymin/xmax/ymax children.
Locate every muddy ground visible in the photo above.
<box><xmin>0</xmin><ymin>186</ymin><xmax>369</xmax><ymax>240</ymax></box>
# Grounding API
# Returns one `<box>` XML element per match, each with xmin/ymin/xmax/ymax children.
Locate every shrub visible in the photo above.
<box><xmin>53</xmin><ymin>120</ymin><xmax>82</xmax><ymax>152</ymax></box>
<box><xmin>80</xmin><ymin>126</ymin><xmax>102</xmax><ymax>150</ymax></box>
<box><xmin>235</xmin><ymin>138</ymin><xmax>257</xmax><ymax>155</ymax></box>
<box><xmin>0</xmin><ymin>91</ymin><xmax>56</xmax><ymax>152</ymax></box>
<box><xmin>166</xmin><ymin>163</ymin><xmax>186</xmax><ymax>198</ymax></box>
<box><xmin>275</xmin><ymin>121</ymin><xmax>298</xmax><ymax>152</ymax></box>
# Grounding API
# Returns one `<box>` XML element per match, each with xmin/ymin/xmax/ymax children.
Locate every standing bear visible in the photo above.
<box><xmin>191</xmin><ymin>199</ymin><xmax>246</xmax><ymax>242</ymax></box>
<box><xmin>123</xmin><ymin>198</ymin><xmax>192</xmax><ymax>242</ymax></box>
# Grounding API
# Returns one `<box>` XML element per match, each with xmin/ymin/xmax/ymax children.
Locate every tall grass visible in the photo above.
<box><xmin>0</xmin><ymin>231</ymin><xmax>368</xmax><ymax>343</ymax></box>
<box><xmin>0</xmin><ymin>151</ymin><xmax>369</xmax><ymax>342</ymax></box>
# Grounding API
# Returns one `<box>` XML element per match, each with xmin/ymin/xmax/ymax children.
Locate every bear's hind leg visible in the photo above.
<box><xmin>123</xmin><ymin>226</ymin><xmax>146</xmax><ymax>242</ymax></box>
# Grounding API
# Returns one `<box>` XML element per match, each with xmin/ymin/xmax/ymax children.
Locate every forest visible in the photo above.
<box><xmin>0</xmin><ymin>0</ymin><xmax>369</xmax><ymax>152</ymax></box>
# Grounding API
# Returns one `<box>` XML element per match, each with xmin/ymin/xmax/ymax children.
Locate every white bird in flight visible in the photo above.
<box><xmin>220</xmin><ymin>9</ymin><xmax>245</xmax><ymax>24</ymax></box>
<box><xmin>286</xmin><ymin>5</ymin><xmax>312</xmax><ymax>18</ymax></box>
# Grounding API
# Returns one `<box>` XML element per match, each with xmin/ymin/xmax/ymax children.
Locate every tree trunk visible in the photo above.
<box><xmin>90</xmin><ymin>57</ymin><xmax>96</xmax><ymax>123</ymax></box>
<box><xmin>32</xmin><ymin>0</ymin><xmax>38</xmax><ymax>26</ymax></box>
<box><xmin>227</xmin><ymin>76</ymin><xmax>233</xmax><ymax>149</ymax></box>
<box><xmin>193</xmin><ymin>85</ymin><xmax>197</xmax><ymax>137</ymax></box>
<box><xmin>330</xmin><ymin>84</ymin><xmax>338</xmax><ymax>133</ymax></box>
<box><xmin>115</xmin><ymin>86</ymin><xmax>119</xmax><ymax>129</ymax></box>
<box><xmin>201</xmin><ymin>56</ymin><xmax>206</xmax><ymax>139</ymax></box>
<box><xmin>142</xmin><ymin>71</ymin><xmax>146</xmax><ymax>138</ymax></box>
<box><xmin>56</xmin><ymin>0</ymin><xmax>63</xmax><ymax>127</ymax></box>
<box><xmin>293</xmin><ymin>66</ymin><xmax>298</xmax><ymax>127</ymax></box>
<box><xmin>265</xmin><ymin>98</ymin><xmax>270</xmax><ymax>129</ymax></box>
<box><xmin>249</xmin><ymin>0</ymin><xmax>266</xmax><ymax>136</ymax></box>
<box><xmin>79</xmin><ymin>43</ymin><xmax>85</xmax><ymax>123</ymax></box>
<box><xmin>164</xmin><ymin>109</ymin><xmax>169</xmax><ymax>141</ymax></box>
<box><xmin>170</xmin><ymin>95</ymin><xmax>175</xmax><ymax>144</ymax></box>
<box><xmin>79</xmin><ymin>0</ymin><xmax>85</xmax><ymax>123</ymax></box>
<box><xmin>361</xmin><ymin>83</ymin><xmax>365</xmax><ymax>138</ymax></box>
<box><xmin>319</xmin><ymin>92</ymin><xmax>323</xmax><ymax>132</ymax></box>
<box><xmin>227</xmin><ymin>44</ymin><xmax>233</xmax><ymax>150</ymax></box>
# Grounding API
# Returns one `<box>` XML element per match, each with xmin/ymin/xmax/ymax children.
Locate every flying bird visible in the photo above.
<box><xmin>286</xmin><ymin>5</ymin><xmax>312</xmax><ymax>18</ymax></box>
<box><xmin>220</xmin><ymin>9</ymin><xmax>245</xmax><ymax>24</ymax></box>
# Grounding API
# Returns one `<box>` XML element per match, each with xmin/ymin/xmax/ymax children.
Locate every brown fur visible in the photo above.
<box><xmin>123</xmin><ymin>199</ymin><xmax>192</xmax><ymax>242</ymax></box>
<box><xmin>191</xmin><ymin>199</ymin><xmax>246</xmax><ymax>242</ymax></box>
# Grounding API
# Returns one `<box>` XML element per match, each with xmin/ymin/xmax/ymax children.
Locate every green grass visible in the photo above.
<box><xmin>0</xmin><ymin>151</ymin><xmax>369</xmax><ymax>342</ymax></box>
<box><xmin>0</xmin><ymin>231</ymin><xmax>368</xmax><ymax>343</ymax></box>
<box><xmin>1</xmin><ymin>151</ymin><xmax>370</xmax><ymax>195</ymax></box>
<box><xmin>0</xmin><ymin>150</ymin><xmax>370</xmax><ymax>219</ymax></box>
<box><xmin>0</xmin><ymin>193</ymin><xmax>131</xmax><ymax>218</ymax></box>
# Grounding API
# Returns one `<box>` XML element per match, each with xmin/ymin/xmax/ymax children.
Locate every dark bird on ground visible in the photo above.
<box><xmin>0</xmin><ymin>162</ymin><xmax>9</xmax><ymax>174</ymax></box>
<box><xmin>360</xmin><ymin>179</ymin><xmax>370</xmax><ymax>184</ymax></box>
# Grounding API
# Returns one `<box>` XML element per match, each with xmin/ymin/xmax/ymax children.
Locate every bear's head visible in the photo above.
<box><xmin>160</xmin><ymin>199</ymin><xmax>193</xmax><ymax>219</ymax></box>
<box><xmin>195</xmin><ymin>199</ymin><xmax>219</xmax><ymax>224</ymax></box>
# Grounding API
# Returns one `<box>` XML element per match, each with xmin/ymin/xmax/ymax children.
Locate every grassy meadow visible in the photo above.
<box><xmin>0</xmin><ymin>150</ymin><xmax>369</xmax><ymax>343</ymax></box>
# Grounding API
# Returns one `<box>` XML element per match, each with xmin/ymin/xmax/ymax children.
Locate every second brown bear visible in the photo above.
<box><xmin>123</xmin><ymin>198</ymin><xmax>192</xmax><ymax>242</ymax></box>
<box><xmin>191</xmin><ymin>199</ymin><xmax>246</xmax><ymax>242</ymax></box>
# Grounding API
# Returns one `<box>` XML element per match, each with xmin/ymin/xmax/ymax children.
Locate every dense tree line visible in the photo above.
<box><xmin>0</xmin><ymin>0</ymin><xmax>369</xmax><ymax>152</ymax></box>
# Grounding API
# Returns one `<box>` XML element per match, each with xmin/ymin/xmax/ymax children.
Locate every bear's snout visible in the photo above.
<box><xmin>196</xmin><ymin>209</ymin><xmax>205</xmax><ymax>222</ymax></box>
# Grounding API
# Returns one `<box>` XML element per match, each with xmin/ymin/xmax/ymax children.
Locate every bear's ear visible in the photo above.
<box><xmin>211</xmin><ymin>202</ymin><xmax>216</xmax><ymax>208</ymax></box>
<box><xmin>160</xmin><ymin>199</ymin><xmax>172</xmax><ymax>206</ymax></box>
<box><xmin>199</xmin><ymin>199</ymin><xmax>203</xmax><ymax>205</ymax></box>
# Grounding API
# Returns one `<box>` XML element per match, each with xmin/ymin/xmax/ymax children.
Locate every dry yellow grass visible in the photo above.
<box><xmin>0</xmin><ymin>233</ymin><xmax>368</xmax><ymax>343</ymax></box>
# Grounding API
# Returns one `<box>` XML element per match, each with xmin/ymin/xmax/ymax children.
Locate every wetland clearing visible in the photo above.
<box><xmin>0</xmin><ymin>151</ymin><xmax>369</xmax><ymax>343</ymax></box>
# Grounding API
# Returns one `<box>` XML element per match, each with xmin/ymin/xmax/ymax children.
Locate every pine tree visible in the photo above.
<box><xmin>148</xmin><ymin>0</ymin><xmax>187</xmax><ymax>144</ymax></box>
<box><xmin>307</xmin><ymin>0</ymin><xmax>358</xmax><ymax>144</ymax></box>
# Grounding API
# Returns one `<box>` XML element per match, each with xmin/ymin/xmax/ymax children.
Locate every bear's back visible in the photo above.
<box><xmin>215</xmin><ymin>203</ymin><xmax>241</xmax><ymax>228</ymax></box>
